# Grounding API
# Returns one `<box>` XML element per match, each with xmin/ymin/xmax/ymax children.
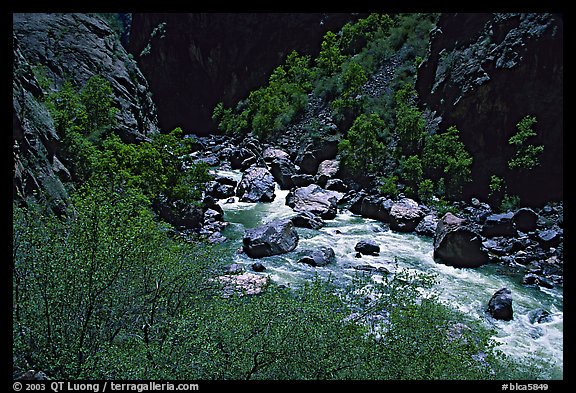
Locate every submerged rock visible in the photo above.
<box><xmin>297</xmin><ymin>247</ymin><xmax>336</xmax><ymax>267</ymax></box>
<box><xmin>355</xmin><ymin>240</ymin><xmax>380</xmax><ymax>256</ymax></box>
<box><xmin>487</xmin><ymin>288</ymin><xmax>513</xmax><ymax>321</ymax></box>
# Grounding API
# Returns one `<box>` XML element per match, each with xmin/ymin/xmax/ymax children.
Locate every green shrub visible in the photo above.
<box><xmin>378</xmin><ymin>175</ymin><xmax>400</xmax><ymax>198</ymax></box>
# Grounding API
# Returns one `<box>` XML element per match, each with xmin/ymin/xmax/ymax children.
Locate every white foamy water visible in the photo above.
<box><xmin>216</xmin><ymin>170</ymin><xmax>563</xmax><ymax>379</ymax></box>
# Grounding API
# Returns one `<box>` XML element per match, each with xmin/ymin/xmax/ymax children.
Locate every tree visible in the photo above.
<box><xmin>316</xmin><ymin>31</ymin><xmax>346</xmax><ymax>76</ymax></box>
<box><xmin>338</xmin><ymin>113</ymin><xmax>388</xmax><ymax>173</ymax></box>
<box><xmin>508</xmin><ymin>115</ymin><xmax>544</xmax><ymax>171</ymax></box>
<box><xmin>423</xmin><ymin>126</ymin><xmax>473</xmax><ymax>198</ymax></box>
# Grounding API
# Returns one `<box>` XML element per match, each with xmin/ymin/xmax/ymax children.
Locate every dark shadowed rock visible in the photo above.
<box><xmin>416</xmin><ymin>13</ymin><xmax>562</xmax><ymax>205</ymax></box>
<box><xmin>269</xmin><ymin>157</ymin><xmax>297</xmax><ymax>190</ymax></box>
<box><xmin>349</xmin><ymin>194</ymin><xmax>392</xmax><ymax>222</ymax></box>
<box><xmin>487</xmin><ymin>288</ymin><xmax>513</xmax><ymax>321</ymax></box>
<box><xmin>251</xmin><ymin>262</ymin><xmax>266</xmax><ymax>272</ymax></box>
<box><xmin>434</xmin><ymin>213</ymin><xmax>489</xmax><ymax>268</ymax></box>
<box><xmin>355</xmin><ymin>240</ymin><xmax>380</xmax><ymax>256</ymax></box>
<box><xmin>325</xmin><ymin>178</ymin><xmax>348</xmax><ymax>192</ymax></box>
<box><xmin>482</xmin><ymin>212</ymin><xmax>517</xmax><ymax>237</ymax></box>
<box><xmin>528</xmin><ymin>308</ymin><xmax>553</xmax><ymax>324</ymax></box>
<box><xmin>243</xmin><ymin>219</ymin><xmax>299</xmax><ymax>258</ymax></box>
<box><xmin>291</xmin><ymin>211</ymin><xmax>325</xmax><ymax>230</ymax></box>
<box><xmin>156</xmin><ymin>199</ymin><xmax>203</xmax><ymax>229</ymax></box>
<box><xmin>286</xmin><ymin>184</ymin><xmax>343</xmax><ymax>220</ymax></box>
<box><xmin>291</xmin><ymin>174</ymin><xmax>316</xmax><ymax>188</ymax></box>
<box><xmin>236</xmin><ymin>166</ymin><xmax>276</xmax><ymax>203</ymax></box>
<box><xmin>513</xmin><ymin>208</ymin><xmax>539</xmax><ymax>233</ymax></box>
<box><xmin>297</xmin><ymin>247</ymin><xmax>336</xmax><ymax>267</ymax></box>
<box><xmin>522</xmin><ymin>274</ymin><xmax>554</xmax><ymax>289</ymax></box>
<box><xmin>389</xmin><ymin>198</ymin><xmax>424</xmax><ymax>232</ymax></box>
<box><xmin>536</xmin><ymin>228</ymin><xmax>561</xmax><ymax>248</ymax></box>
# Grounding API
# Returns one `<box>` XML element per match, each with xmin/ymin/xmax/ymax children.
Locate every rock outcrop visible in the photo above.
<box><xmin>128</xmin><ymin>13</ymin><xmax>365</xmax><ymax>134</ymax></box>
<box><xmin>416</xmin><ymin>13</ymin><xmax>563</xmax><ymax>205</ymax></box>
<box><xmin>13</xmin><ymin>13</ymin><xmax>158</xmax><ymax>212</ymax></box>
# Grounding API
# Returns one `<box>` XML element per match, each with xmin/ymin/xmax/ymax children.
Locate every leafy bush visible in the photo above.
<box><xmin>378</xmin><ymin>175</ymin><xmax>400</xmax><ymax>199</ymax></box>
<box><xmin>316</xmin><ymin>31</ymin><xmax>346</xmax><ymax>77</ymax></box>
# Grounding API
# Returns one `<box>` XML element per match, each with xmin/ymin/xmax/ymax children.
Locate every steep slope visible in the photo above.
<box><xmin>416</xmin><ymin>13</ymin><xmax>563</xmax><ymax>206</ymax></box>
<box><xmin>13</xmin><ymin>13</ymin><xmax>159</xmax><ymax>211</ymax></box>
<box><xmin>128</xmin><ymin>13</ymin><xmax>366</xmax><ymax>135</ymax></box>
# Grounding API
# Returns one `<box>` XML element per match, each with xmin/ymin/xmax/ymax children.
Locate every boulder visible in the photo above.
<box><xmin>156</xmin><ymin>199</ymin><xmax>203</xmax><ymax>229</ymax></box>
<box><xmin>205</xmin><ymin>180</ymin><xmax>236</xmax><ymax>199</ymax></box>
<box><xmin>291</xmin><ymin>174</ymin><xmax>315</xmax><ymax>188</ymax></box>
<box><xmin>262</xmin><ymin>147</ymin><xmax>290</xmax><ymax>162</ymax></box>
<box><xmin>286</xmin><ymin>184</ymin><xmax>343</xmax><ymax>220</ymax></box>
<box><xmin>297</xmin><ymin>247</ymin><xmax>336</xmax><ymax>267</ymax></box>
<box><xmin>315</xmin><ymin>159</ymin><xmax>340</xmax><ymax>187</ymax></box>
<box><xmin>513</xmin><ymin>208</ymin><xmax>539</xmax><ymax>233</ymax></box>
<box><xmin>269</xmin><ymin>157</ymin><xmax>297</xmax><ymax>190</ymax></box>
<box><xmin>528</xmin><ymin>308</ymin><xmax>553</xmax><ymax>324</ymax></box>
<box><xmin>433</xmin><ymin>213</ymin><xmax>489</xmax><ymax>268</ymax></box>
<box><xmin>242</xmin><ymin>219</ymin><xmax>299</xmax><ymax>258</ymax></box>
<box><xmin>522</xmin><ymin>274</ymin><xmax>554</xmax><ymax>289</ymax></box>
<box><xmin>355</xmin><ymin>240</ymin><xmax>380</xmax><ymax>256</ymax></box>
<box><xmin>219</xmin><ymin>273</ymin><xmax>269</xmax><ymax>296</ymax></box>
<box><xmin>487</xmin><ymin>288</ymin><xmax>513</xmax><ymax>321</ymax></box>
<box><xmin>236</xmin><ymin>166</ymin><xmax>276</xmax><ymax>203</ymax></box>
<box><xmin>349</xmin><ymin>194</ymin><xmax>392</xmax><ymax>222</ymax></box>
<box><xmin>415</xmin><ymin>214</ymin><xmax>439</xmax><ymax>237</ymax></box>
<box><xmin>482</xmin><ymin>212</ymin><xmax>517</xmax><ymax>237</ymax></box>
<box><xmin>251</xmin><ymin>262</ymin><xmax>266</xmax><ymax>272</ymax></box>
<box><xmin>291</xmin><ymin>211</ymin><xmax>325</xmax><ymax>230</ymax></box>
<box><xmin>325</xmin><ymin>178</ymin><xmax>348</xmax><ymax>192</ymax></box>
<box><xmin>389</xmin><ymin>198</ymin><xmax>424</xmax><ymax>232</ymax></box>
<box><xmin>229</xmin><ymin>147</ymin><xmax>255</xmax><ymax>169</ymax></box>
<box><xmin>536</xmin><ymin>228</ymin><xmax>561</xmax><ymax>248</ymax></box>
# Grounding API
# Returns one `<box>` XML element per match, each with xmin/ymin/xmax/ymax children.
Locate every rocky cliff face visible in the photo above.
<box><xmin>128</xmin><ymin>13</ymin><xmax>365</xmax><ymax>135</ymax></box>
<box><xmin>13</xmin><ymin>13</ymin><xmax>159</xmax><ymax>211</ymax></box>
<box><xmin>416</xmin><ymin>13</ymin><xmax>563</xmax><ymax>206</ymax></box>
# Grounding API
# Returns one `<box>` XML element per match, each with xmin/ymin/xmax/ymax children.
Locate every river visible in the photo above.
<box><xmin>215</xmin><ymin>169</ymin><xmax>563</xmax><ymax>379</ymax></box>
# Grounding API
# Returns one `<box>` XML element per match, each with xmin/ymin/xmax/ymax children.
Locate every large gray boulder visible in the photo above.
<box><xmin>286</xmin><ymin>184</ymin><xmax>343</xmax><ymax>220</ymax></box>
<box><xmin>433</xmin><ymin>213</ymin><xmax>489</xmax><ymax>268</ymax></box>
<box><xmin>236</xmin><ymin>166</ymin><xmax>276</xmax><ymax>203</ymax></box>
<box><xmin>243</xmin><ymin>219</ymin><xmax>299</xmax><ymax>258</ymax></box>
<box><xmin>389</xmin><ymin>198</ymin><xmax>424</xmax><ymax>232</ymax></box>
